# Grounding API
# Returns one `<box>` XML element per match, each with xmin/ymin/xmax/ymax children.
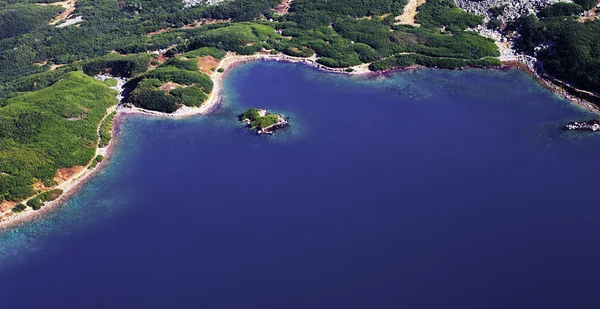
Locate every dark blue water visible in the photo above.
<box><xmin>1</xmin><ymin>62</ymin><xmax>600</xmax><ymax>308</ymax></box>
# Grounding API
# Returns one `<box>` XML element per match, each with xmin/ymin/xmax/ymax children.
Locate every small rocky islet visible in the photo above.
<box><xmin>564</xmin><ymin>119</ymin><xmax>600</xmax><ymax>132</ymax></box>
<box><xmin>238</xmin><ymin>108</ymin><xmax>288</xmax><ymax>135</ymax></box>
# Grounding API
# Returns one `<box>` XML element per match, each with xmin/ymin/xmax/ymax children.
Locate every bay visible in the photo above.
<box><xmin>1</xmin><ymin>62</ymin><xmax>599</xmax><ymax>308</ymax></box>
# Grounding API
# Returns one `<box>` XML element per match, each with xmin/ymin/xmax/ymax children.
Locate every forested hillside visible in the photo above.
<box><xmin>0</xmin><ymin>72</ymin><xmax>116</xmax><ymax>203</ymax></box>
<box><xmin>513</xmin><ymin>7</ymin><xmax>600</xmax><ymax>92</ymax></box>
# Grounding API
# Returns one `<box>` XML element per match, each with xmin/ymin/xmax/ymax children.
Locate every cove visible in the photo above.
<box><xmin>1</xmin><ymin>62</ymin><xmax>600</xmax><ymax>308</ymax></box>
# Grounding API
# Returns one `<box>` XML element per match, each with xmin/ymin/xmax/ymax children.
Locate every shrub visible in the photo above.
<box><xmin>0</xmin><ymin>4</ymin><xmax>61</xmax><ymax>40</ymax></box>
<box><xmin>162</xmin><ymin>58</ymin><xmax>200</xmax><ymax>71</ymax></box>
<box><xmin>369</xmin><ymin>54</ymin><xmax>501</xmax><ymax>71</ymax></box>
<box><xmin>574</xmin><ymin>0</ymin><xmax>597</xmax><ymax>10</ymax></box>
<box><xmin>145</xmin><ymin>67</ymin><xmax>213</xmax><ymax>91</ymax></box>
<box><xmin>89</xmin><ymin>155</ymin><xmax>104</xmax><ymax>169</ymax></box>
<box><xmin>99</xmin><ymin>111</ymin><xmax>117</xmax><ymax>148</ymax></box>
<box><xmin>12</xmin><ymin>204</ymin><xmax>27</xmax><ymax>213</ymax></box>
<box><xmin>539</xmin><ymin>3</ymin><xmax>584</xmax><ymax>17</ymax></box>
<box><xmin>127</xmin><ymin>87</ymin><xmax>179</xmax><ymax>113</ymax></box>
<box><xmin>28</xmin><ymin>197</ymin><xmax>43</xmax><ymax>210</ymax></box>
<box><xmin>489</xmin><ymin>5</ymin><xmax>507</xmax><ymax>17</ymax></box>
<box><xmin>487</xmin><ymin>18</ymin><xmax>503</xmax><ymax>30</ymax></box>
<box><xmin>416</xmin><ymin>0</ymin><xmax>483</xmax><ymax>30</ymax></box>
<box><xmin>83</xmin><ymin>54</ymin><xmax>151</xmax><ymax>77</ymax></box>
<box><xmin>103</xmin><ymin>79</ymin><xmax>118</xmax><ymax>87</ymax></box>
<box><xmin>170</xmin><ymin>86</ymin><xmax>208</xmax><ymax>107</ymax></box>
<box><xmin>183</xmin><ymin>47</ymin><xmax>227</xmax><ymax>60</ymax></box>
<box><xmin>40</xmin><ymin>189</ymin><xmax>63</xmax><ymax>202</ymax></box>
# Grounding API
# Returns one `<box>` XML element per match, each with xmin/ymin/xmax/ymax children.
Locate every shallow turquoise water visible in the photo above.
<box><xmin>1</xmin><ymin>62</ymin><xmax>599</xmax><ymax>308</ymax></box>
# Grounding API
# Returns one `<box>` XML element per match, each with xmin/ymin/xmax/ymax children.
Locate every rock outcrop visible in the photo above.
<box><xmin>564</xmin><ymin>119</ymin><xmax>600</xmax><ymax>132</ymax></box>
<box><xmin>183</xmin><ymin>0</ymin><xmax>227</xmax><ymax>8</ymax></box>
<box><xmin>454</xmin><ymin>0</ymin><xmax>572</xmax><ymax>20</ymax></box>
<box><xmin>259</xmin><ymin>116</ymin><xmax>289</xmax><ymax>135</ymax></box>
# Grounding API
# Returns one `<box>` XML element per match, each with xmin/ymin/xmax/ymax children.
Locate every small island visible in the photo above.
<box><xmin>238</xmin><ymin>108</ymin><xmax>288</xmax><ymax>135</ymax></box>
<box><xmin>564</xmin><ymin>119</ymin><xmax>600</xmax><ymax>132</ymax></box>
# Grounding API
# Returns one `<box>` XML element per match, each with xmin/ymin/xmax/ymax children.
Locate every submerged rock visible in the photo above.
<box><xmin>564</xmin><ymin>119</ymin><xmax>600</xmax><ymax>132</ymax></box>
<box><xmin>238</xmin><ymin>108</ymin><xmax>288</xmax><ymax>135</ymax></box>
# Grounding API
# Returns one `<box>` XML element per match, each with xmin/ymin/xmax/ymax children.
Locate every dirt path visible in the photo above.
<box><xmin>37</xmin><ymin>0</ymin><xmax>78</xmax><ymax>25</ymax></box>
<box><xmin>395</xmin><ymin>0</ymin><xmax>426</xmax><ymax>26</ymax></box>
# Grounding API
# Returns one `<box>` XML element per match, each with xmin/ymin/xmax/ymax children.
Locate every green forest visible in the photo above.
<box><xmin>125</xmin><ymin>56</ymin><xmax>213</xmax><ymax>112</ymax></box>
<box><xmin>0</xmin><ymin>72</ymin><xmax>116</xmax><ymax>203</ymax></box>
<box><xmin>511</xmin><ymin>3</ymin><xmax>600</xmax><ymax>92</ymax></box>
<box><xmin>0</xmin><ymin>0</ymin><xmax>499</xmax><ymax>88</ymax></box>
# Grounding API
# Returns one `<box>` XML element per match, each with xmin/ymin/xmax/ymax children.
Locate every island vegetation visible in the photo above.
<box><xmin>239</xmin><ymin>108</ymin><xmax>288</xmax><ymax>134</ymax></box>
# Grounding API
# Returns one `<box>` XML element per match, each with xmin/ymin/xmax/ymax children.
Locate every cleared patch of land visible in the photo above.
<box><xmin>275</xmin><ymin>0</ymin><xmax>293</xmax><ymax>15</ymax></box>
<box><xmin>197</xmin><ymin>55</ymin><xmax>219</xmax><ymax>75</ymax></box>
<box><xmin>36</xmin><ymin>0</ymin><xmax>78</xmax><ymax>25</ymax></box>
<box><xmin>579</xmin><ymin>5</ymin><xmax>599</xmax><ymax>23</ymax></box>
<box><xmin>395</xmin><ymin>0</ymin><xmax>426</xmax><ymax>26</ymax></box>
<box><xmin>54</xmin><ymin>166</ymin><xmax>85</xmax><ymax>184</ymax></box>
<box><xmin>158</xmin><ymin>82</ymin><xmax>183</xmax><ymax>93</ymax></box>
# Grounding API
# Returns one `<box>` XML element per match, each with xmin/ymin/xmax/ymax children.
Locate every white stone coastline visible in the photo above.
<box><xmin>454</xmin><ymin>0</ymin><xmax>572</xmax><ymax>20</ymax></box>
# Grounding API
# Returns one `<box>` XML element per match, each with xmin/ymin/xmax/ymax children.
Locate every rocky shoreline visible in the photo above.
<box><xmin>564</xmin><ymin>119</ymin><xmax>600</xmax><ymax>132</ymax></box>
<box><xmin>260</xmin><ymin>115</ymin><xmax>289</xmax><ymax>135</ymax></box>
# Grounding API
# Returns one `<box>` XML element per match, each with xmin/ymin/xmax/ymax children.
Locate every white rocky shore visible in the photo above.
<box><xmin>95</xmin><ymin>75</ymin><xmax>128</xmax><ymax>102</ymax></box>
<box><xmin>183</xmin><ymin>0</ymin><xmax>227</xmax><ymax>8</ymax></box>
<box><xmin>564</xmin><ymin>120</ymin><xmax>600</xmax><ymax>132</ymax></box>
<box><xmin>454</xmin><ymin>0</ymin><xmax>572</xmax><ymax>20</ymax></box>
